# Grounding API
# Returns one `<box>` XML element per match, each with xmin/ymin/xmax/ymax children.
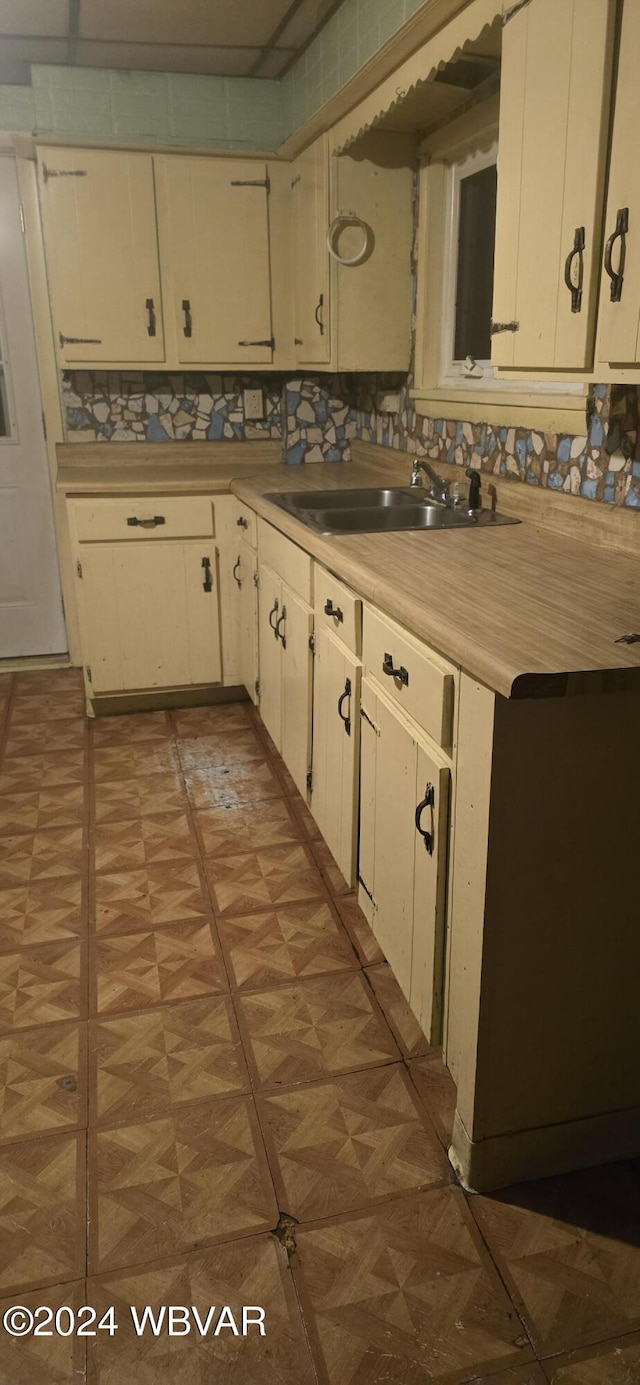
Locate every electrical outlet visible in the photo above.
<box><xmin>243</xmin><ymin>388</ymin><xmax>264</xmax><ymax>420</ymax></box>
<box><xmin>377</xmin><ymin>392</ymin><xmax>400</xmax><ymax>413</ymax></box>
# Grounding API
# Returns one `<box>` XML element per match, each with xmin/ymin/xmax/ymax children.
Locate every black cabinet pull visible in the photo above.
<box><xmin>415</xmin><ymin>783</ymin><xmax>435</xmax><ymax>854</ymax></box>
<box><xmin>236</xmin><ymin>516</ymin><xmax>249</xmax><ymax>529</ymax></box>
<box><xmin>126</xmin><ymin>515</ymin><xmax>165</xmax><ymax>529</ymax></box>
<box><xmin>383</xmin><ymin>652</ymin><xmax>409</xmax><ymax>686</ymax></box>
<box><xmin>201</xmin><ymin>556</ymin><xmax>213</xmax><ymax>592</ymax></box>
<box><xmin>324</xmin><ymin>598</ymin><xmax>343</xmax><ymax>623</ymax></box>
<box><xmin>146</xmin><ymin>297</ymin><xmax>156</xmax><ymax>337</ymax></box>
<box><xmin>233</xmin><ymin>556</ymin><xmax>242</xmax><ymax>588</ymax></box>
<box><xmin>268</xmin><ymin>598</ymin><xmax>279</xmax><ymax>633</ymax></box>
<box><xmin>604</xmin><ymin>207</ymin><xmax>629</xmax><ymax>303</ymax></box>
<box><xmin>314</xmin><ymin>292</ymin><xmax>325</xmax><ymax>335</ymax></box>
<box><xmin>182</xmin><ymin>299</ymin><xmax>192</xmax><ymax>337</ymax></box>
<box><xmin>337</xmin><ymin>677</ymin><xmax>352</xmax><ymax>735</ymax></box>
<box><xmin>564</xmin><ymin>226</ymin><xmax>585</xmax><ymax>313</ymax></box>
<box><xmin>238</xmin><ymin>337</ymin><xmax>275</xmax><ymax>348</ymax></box>
<box><xmin>276</xmin><ymin>606</ymin><xmax>287</xmax><ymax>649</ymax></box>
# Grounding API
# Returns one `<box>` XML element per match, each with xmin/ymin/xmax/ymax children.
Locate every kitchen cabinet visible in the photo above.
<box><xmin>311</xmin><ymin>628</ymin><xmax>361</xmax><ymax>886</ymax></box>
<box><xmin>257</xmin><ymin>542</ymin><xmax>313</xmax><ymax>798</ymax></box>
<box><xmin>38</xmin><ymin>148</ymin><xmax>165</xmax><ymax>367</ymax></box>
<box><xmin>292</xmin><ymin>134</ymin><xmax>331</xmax><ymax>366</ymax></box>
<box><xmin>214</xmin><ymin>496</ymin><xmax>259</xmax><ymax>696</ymax></box>
<box><xmin>597</xmin><ymin>0</ymin><xmax>640</xmax><ymax>367</ymax></box>
<box><xmin>492</xmin><ymin>0</ymin><xmax>615</xmax><ymax>373</ymax></box>
<box><xmin>359</xmin><ymin>676</ymin><xmax>450</xmax><ymax>1045</ymax></box>
<box><xmin>238</xmin><ymin>540</ymin><xmax>260</xmax><ymax>706</ymax></box>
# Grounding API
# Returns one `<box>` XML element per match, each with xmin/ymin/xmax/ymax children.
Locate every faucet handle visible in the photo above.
<box><xmin>465</xmin><ymin>467</ymin><xmax>482</xmax><ymax>510</ymax></box>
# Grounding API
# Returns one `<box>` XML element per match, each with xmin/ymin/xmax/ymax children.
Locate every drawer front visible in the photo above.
<box><xmin>72</xmin><ymin>496</ymin><xmax>215</xmax><ymax>543</ymax></box>
<box><xmin>363</xmin><ymin>606</ymin><xmax>455</xmax><ymax>749</ymax></box>
<box><xmin>234</xmin><ymin>504</ymin><xmax>257</xmax><ymax>550</ymax></box>
<box><xmin>314</xmin><ymin>564</ymin><xmax>362</xmax><ymax>656</ymax></box>
<box><xmin>257</xmin><ymin>518</ymin><xmax>312</xmax><ymax>603</ymax></box>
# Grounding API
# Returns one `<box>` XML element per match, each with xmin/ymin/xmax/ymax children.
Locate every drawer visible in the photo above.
<box><xmin>234</xmin><ymin>504</ymin><xmax>257</xmax><ymax>550</ymax></box>
<box><xmin>314</xmin><ymin>564</ymin><xmax>362</xmax><ymax>656</ymax></box>
<box><xmin>363</xmin><ymin>606</ymin><xmax>456</xmax><ymax>749</ymax></box>
<box><xmin>72</xmin><ymin>496</ymin><xmax>214</xmax><ymax>543</ymax></box>
<box><xmin>257</xmin><ymin>518</ymin><xmax>312</xmax><ymax>603</ymax></box>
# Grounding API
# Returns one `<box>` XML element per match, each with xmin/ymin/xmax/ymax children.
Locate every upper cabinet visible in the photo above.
<box><xmin>492</xmin><ymin>0</ymin><xmax>615</xmax><ymax>373</ymax></box>
<box><xmin>596</xmin><ymin>0</ymin><xmax>640</xmax><ymax>368</ymax></box>
<box><xmin>154</xmin><ymin>157</ymin><xmax>274</xmax><ymax>367</ymax></box>
<box><xmin>292</xmin><ymin>135</ymin><xmax>331</xmax><ymax>366</ymax></box>
<box><xmin>38</xmin><ymin>148</ymin><xmax>165</xmax><ymax>366</ymax></box>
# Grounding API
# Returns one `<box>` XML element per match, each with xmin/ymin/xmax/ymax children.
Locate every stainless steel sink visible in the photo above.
<box><xmin>269</xmin><ymin>487</ymin><xmax>520</xmax><ymax>536</ymax></box>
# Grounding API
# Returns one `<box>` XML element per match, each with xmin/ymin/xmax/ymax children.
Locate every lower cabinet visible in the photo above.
<box><xmin>358</xmin><ymin>676</ymin><xmax>450</xmax><ymax>1045</ymax></box>
<box><xmin>257</xmin><ymin>560</ymin><xmax>313</xmax><ymax>798</ymax></box>
<box><xmin>310</xmin><ymin>626</ymin><xmax>361</xmax><ymax>886</ymax></box>
<box><xmin>77</xmin><ymin>540</ymin><xmax>221</xmax><ymax>694</ymax></box>
<box><xmin>237</xmin><ymin>540</ymin><xmax>260</xmax><ymax>705</ymax></box>
<box><xmin>215</xmin><ymin>496</ymin><xmax>259</xmax><ymax>697</ymax></box>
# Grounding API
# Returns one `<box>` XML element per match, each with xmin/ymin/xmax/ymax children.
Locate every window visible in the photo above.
<box><xmin>440</xmin><ymin>143</ymin><xmax>498</xmax><ymax>388</ymax></box>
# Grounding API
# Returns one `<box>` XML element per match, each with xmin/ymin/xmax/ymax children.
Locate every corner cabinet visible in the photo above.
<box><xmin>492</xmin><ymin>0</ymin><xmax>615</xmax><ymax>372</ymax></box>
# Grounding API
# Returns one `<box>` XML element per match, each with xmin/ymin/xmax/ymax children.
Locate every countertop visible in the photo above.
<box><xmin>56</xmin><ymin>440</ymin><xmax>282</xmax><ymax>495</ymax></box>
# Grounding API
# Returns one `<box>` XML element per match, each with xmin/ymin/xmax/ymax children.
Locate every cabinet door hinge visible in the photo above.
<box><xmin>308</xmin><ymin>633</ymin><xmax>315</xmax><ymax>654</ymax></box>
<box><xmin>360</xmin><ymin>707</ymin><xmax>380</xmax><ymax>735</ymax></box>
<box><xmin>238</xmin><ymin>337</ymin><xmax>275</xmax><ymax>349</ymax></box>
<box><xmin>358</xmin><ymin>875</ymin><xmax>376</xmax><ymax>908</ymax></box>
<box><xmin>254</xmin><ymin>678</ymin><xmax>260</xmax><ymax>698</ymax></box>
<box><xmin>306</xmin><ymin>769</ymin><xmax>313</xmax><ymax>793</ymax></box>
<box><xmin>76</xmin><ymin>560</ymin><xmax>83</xmax><ymax>579</ymax></box>
<box><xmin>42</xmin><ymin>165</ymin><xmax>87</xmax><ymax>183</ymax></box>
<box><xmin>59</xmin><ymin>332</ymin><xmax>102</xmax><ymax>347</ymax></box>
<box><xmin>230</xmin><ymin>176</ymin><xmax>270</xmax><ymax>190</ymax></box>
<box><xmin>253</xmin><ymin>569</ymin><xmax>259</xmax><ymax>589</ymax></box>
<box><xmin>490</xmin><ymin>320</ymin><xmax>520</xmax><ymax>336</ymax></box>
<box><xmin>85</xmin><ymin>665</ymin><xmax>92</xmax><ymax>684</ymax></box>
<box><xmin>41</xmin><ymin>410</ymin><xmax>47</xmax><ymax>440</ymax></box>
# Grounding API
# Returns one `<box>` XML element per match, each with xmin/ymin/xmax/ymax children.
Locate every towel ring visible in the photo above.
<box><xmin>327</xmin><ymin>210</ymin><xmax>372</xmax><ymax>266</ymax></box>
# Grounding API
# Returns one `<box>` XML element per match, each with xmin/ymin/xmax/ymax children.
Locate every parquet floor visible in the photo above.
<box><xmin>0</xmin><ymin>666</ymin><xmax>638</xmax><ymax>1382</ymax></box>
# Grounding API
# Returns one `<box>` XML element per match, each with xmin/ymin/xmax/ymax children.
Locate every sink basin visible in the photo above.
<box><xmin>269</xmin><ymin>487</ymin><xmax>520</xmax><ymax>536</ymax></box>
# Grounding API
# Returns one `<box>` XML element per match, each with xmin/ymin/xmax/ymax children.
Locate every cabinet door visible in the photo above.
<box><xmin>359</xmin><ymin>679</ymin><xmax>449</xmax><ymax>1045</ymax></box>
<box><xmin>238</xmin><ymin>542</ymin><xmax>259</xmax><ymax>705</ymax></box>
<box><xmin>257</xmin><ymin>563</ymin><xmax>282</xmax><ymax>750</ymax></box>
<box><xmin>292</xmin><ymin>135</ymin><xmax>330</xmax><ymax>364</ymax></box>
<box><xmin>38</xmin><ymin>148</ymin><xmax>164</xmax><ymax>365</ymax></box>
<box><xmin>279</xmin><ymin>584</ymin><xmax>314</xmax><ymax>800</ymax></box>
<box><xmin>311</xmin><ymin>628</ymin><xmax>361</xmax><ymax>885</ymax></box>
<box><xmin>597</xmin><ymin>0</ymin><xmax>640</xmax><ymax>366</ymax></box>
<box><xmin>492</xmin><ymin>0</ymin><xmax>615</xmax><ymax>371</ymax></box>
<box><xmin>79</xmin><ymin>542</ymin><xmax>221</xmax><ymax>693</ymax></box>
<box><xmin>155</xmin><ymin>156</ymin><xmax>274</xmax><ymax>366</ymax></box>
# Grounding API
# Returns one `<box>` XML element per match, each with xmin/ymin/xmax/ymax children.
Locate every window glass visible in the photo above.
<box><xmin>454</xmin><ymin>162</ymin><xmax>497</xmax><ymax>362</ymax></box>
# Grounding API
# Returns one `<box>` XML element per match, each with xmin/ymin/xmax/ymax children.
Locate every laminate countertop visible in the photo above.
<box><xmin>230</xmin><ymin>457</ymin><xmax>640</xmax><ymax>700</ymax></box>
<box><xmin>55</xmin><ymin>440</ymin><xmax>282</xmax><ymax>495</ymax></box>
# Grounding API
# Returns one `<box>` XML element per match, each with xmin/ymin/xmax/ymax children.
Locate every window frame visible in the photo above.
<box><xmin>439</xmin><ymin>140</ymin><xmax>498</xmax><ymax>390</ymax></box>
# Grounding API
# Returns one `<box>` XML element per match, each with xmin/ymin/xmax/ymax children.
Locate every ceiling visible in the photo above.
<box><xmin>0</xmin><ymin>0</ymin><xmax>342</xmax><ymax>85</ymax></box>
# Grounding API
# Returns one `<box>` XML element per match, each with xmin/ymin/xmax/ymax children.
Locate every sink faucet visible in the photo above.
<box><xmin>409</xmin><ymin>459</ymin><xmax>450</xmax><ymax>504</ymax></box>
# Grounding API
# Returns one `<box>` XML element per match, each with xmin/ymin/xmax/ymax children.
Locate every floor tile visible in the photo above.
<box><xmin>219</xmin><ymin>899</ymin><xmax>358</xmax><ymax>990</ymax></box>
<box><xmin>454</xmin><ymin>1369</ymin><xmax>547</xmax><ymax>1384</ymax></box>
<box><xmin>0</xmin><ymin>786</ymin><xmax>85</xmax><ymax>835</ymax></box>
<box><xmin>86</xmin><ymin>1237</ymin><xmax>315</xmax><ymax>1384</ymax></box>
<box><xmin>311</xmin><ymin>839</ymin><xmax>351</xmax><ymax>896</ymax></box>
<box><xmin>186</xmin><ymin>757</ymin><xmax>283</xmax><ymax>810</ymax></box>
<box><xmin>545</xmin><ymin>1332</ymin><xmax>640</xmax><ymax>1382</ymax></box>
<box><xmin>237</xmin><ymin>970</ymin><xmax>399</xmax><ymax>1089</ymax></box>
<box><xmin>89</xmin><ymin>1096</ymin><xmax>277</xmax><ymax>1272</ymax></box>
<box><xmin>289</xmin><ymin>795</ymin><xmax>323</xmax><ymax>841</ymax></box>
<box><xmin>259</xmin><ymin>1063</ymin><xmax>450</xmax><ymax>1221</ymax></box>
<box><xmin>0</xmin><ymin>750</ymin><xmax>86</xmax><ymax>793</ymax></box>
<box><xmin>0</xmin><ymin>1130</ymin><xmax>86</xmax><ymax>1293</ymax></box>
<box><xmin>91</xmin><ymin>712</ymin><xmax>172</xmax><ymax>746</ymax></box>
<box><xmin>336</xmin><ymin>892</ymin><xmax>385</xmax><ymax>965</ymax></box>
<box><xmin>366</xmin><ymin>961</ymin><xmax>431</xmax><ymax>1058</ymax></box>
<box><xmin>177</xmin><ymin>728</ymin><xmax>269</xmax><ymax>773</ymax></box>
<box><xmin>93</xmin><ymin>860</ymin><xmax>209</xmax><ymax>936</ymax></box>
<box><xmin>14</xmin><ymin>668</ymin><xmax>83</xmax><ymax>695</ymax></box>
<box><xmin>92</xmin><ymin>741</ymin><xmax>180</xmax><ymax>783</ymax></box>
<box><xmin>206</xmin><ymin>841</ymin><xmax>326</xmax><ymax>916</ymax></box>
<box><xmin>172</xmin><ymin>703</ymin><xmax>255</xmax><ymax>738</ymax></box>
<box><xmin>408</xmin><ymin>1052</ymin><xmax>457</xmax><ymax>1150</ymax></box>
<box><xmin>470</xmin><ymin>1161</ymin><xmax>640</xmax><ymax>1356</ymax></box>
<box><xmin>0</xmin><ymin>1021</ymin><xmax>86</xmax><ymax>1143</ymax></box>
<box><xmin>10</xmin><ymin>690</ymin><xmax>86</xmax><ymax>722</ymax></box>
<box><xmin>90</xmin><ymin>995</ymin><xmax>248</xmax><ymax>1126</ymax></box>
<box><xmin>0</xmin><ymin>1280</ymin><xmax>87</xmax><ymax>1384</ymax></box>
<box><xmin>0</xmin><ymin>826</ymin><xmax>85</xmax><ymax>889</ymax></box>
<box><xmin>196</xmin><ymin>797</ymin><xmax>304</xmax><ymax>859</ymax></box>
<box><xmin>0</xmin><ymin>877</ymin><xmax>85</xmax><ymax>951</ymax></box>
<box><xmin>93</xmin><ymin>922</ymin><xmax>226</xmax><ymax>1015</ymax></box>
<box><xmin>272</xmin><ymin>761</ymin><xmax>298</xmax><ymax>795</ymax></box>
<box><xmin>94</xmin><ymin>811</ymin><xmax>197</xmax><ymax>873</ymax></box>
<box><xmin>93</xmin><ymin>773</ymin><xmax>187</xmax><ymax>824</ymax></box>
<box><xmin>294</xmin><ymin>1187</ymin><xmax>531</xmax><ymax>1384</ymax></box>
<box><xmin>4</xmin><ymin>719</ymin><xmax>86</xmax><ymax>758</ymax></box>
<box><xmin>0</xmin><ymin>940</ymin><xmax>85</xmax><ymax>1032</ymax></box>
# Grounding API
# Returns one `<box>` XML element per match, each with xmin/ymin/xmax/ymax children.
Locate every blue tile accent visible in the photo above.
<box><xmin>147</xmin><ymin>414</ymin><xmax>169</xmax><ymax>442</ymax></box>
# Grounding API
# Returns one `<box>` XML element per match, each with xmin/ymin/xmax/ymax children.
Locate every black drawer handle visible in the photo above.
<box><xmin>563</xmin><ymin>227</ymin><xmax>585</xmax><ymax>313</ymax></box>
<box><xmin>415</xmin><ymin>783</ymin><xmax>435</xmax><ymax>854</ymax></box>
<box><xmin>233</xmin><ymin>556</ymin><xmax>242</xmax><ymax>588</ymax></box>
<box><xmin>201</xmin><ymin>556</ymin><xmax>213</xmax><ymax>592</ymax></box>
<box><xmin>383</xmin><ymin>652</ymin><xmax>409</xmax><ymax>686</ymax></box>
<box><xmin>126</xmin><ymin>515</ymin><xmax>165</xmax><ymax>529</ymax></box>
<box><xmin>337</xmin><ymin>677</ymin><xmax>352</xmax><ymax>735</ymax></box>
<box><xmin>276</xmin><ymin>606</ymin><xmax>287</xmax><ymax>649</ymax></box>
<box><xmin>268</xmin><ymin>598</ymin><xmax>279</xmax><ymax>633</ymax></box>
<box><xmin>182</xmin><ymin>298</ymin><xmax>192</xmax><ymax>337</ymax></box>
<box><xmin>146</xmin><ymin>297</ymin><xmax>156</xmax><ymax>337</ymax></box>
<box><xmin>236</xmin><ymin>516</ymin><xmax>249</xmax><ymax>529</ymax></box>
<box><xmin>604</xmin><ymin>208</ymin><xmax>629</xmax><ymax>303</ymax></box>
<box><xmin>324</xmin><ymin>598</ymin><xmax>343</xmax><ymax>623</ymax></box>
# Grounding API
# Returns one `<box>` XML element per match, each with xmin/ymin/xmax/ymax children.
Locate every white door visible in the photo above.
<box><xmin>0</xmin><ymin>158</ymin><xmax>66</xmax><ymax>657</ymax></box>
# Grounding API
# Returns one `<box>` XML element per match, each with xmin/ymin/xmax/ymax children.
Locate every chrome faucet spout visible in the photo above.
<box><xmin>409</xmin><ymin>459</ymin><xmax>450</xmax><ymax>504</ymax></box>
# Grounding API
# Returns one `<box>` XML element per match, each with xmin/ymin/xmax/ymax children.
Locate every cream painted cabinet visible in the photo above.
<box><xmin>257</xmin><ymin>559</ymin><xmax>313</xmax><ymax>798</ymax></box>
<box><xmin>292</xmin><ymin>134</ymin><xmax>331</xmax><ymax>365</ymax></box>
<box><xmin>597</xmin><ymin>0</ymin><xmax>640</xmax><ymax>367</ymax></box>
<box><xmin>238</xmin><ymin>541</ymin><xmax>260</xmax><ymax>706</ymax></box>
<box><xmin>311</xmin><ymin>627</ymin><xmax>361</xmax><ymax>886</ymax></box>
<box><xmin>492</xmin><ymin>0</ymin><xmax>615</xmax><ymax>372</ymax></box>
<box><xmin>214</xmin><ymin>496</ymin><xmax>259</xmax><ymax>695</ymax></box>
<box><xmin>38</xmin><ymin>148</ymin><xmax>165</xmax><ymax>367</ymax></box>
<box><xmin>155</xmin><ymin>156</ymin><xmax>274</xmax><ymax>367</ymax></box>
<box><xmin>359</xmin><ymin>677</ymin><xmax>450</xmax><ymax>1045</ymax></box>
